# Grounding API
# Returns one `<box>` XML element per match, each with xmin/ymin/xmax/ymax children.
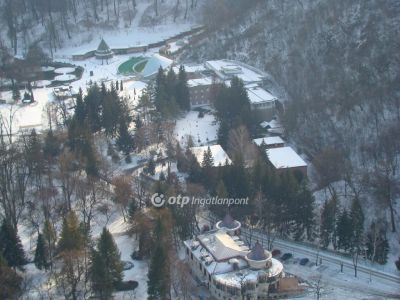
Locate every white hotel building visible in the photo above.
<box><xmin>184</xmin><ymin>215</ymin><xmax>302</xmax><ymax>299</ymax></box>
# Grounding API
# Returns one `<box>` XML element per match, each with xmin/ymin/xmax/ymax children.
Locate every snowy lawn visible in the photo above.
<box><xmin>174</xmin><ymin>108</ymin><xmax>219</xmax><ymax>147</ymax></box>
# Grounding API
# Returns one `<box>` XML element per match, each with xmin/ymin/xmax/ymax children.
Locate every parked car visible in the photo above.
<box><xmin>272</xmin><ymin>249</ymin><xmax>281</xmax><ymax>257</ymax></box>
<box><xmin>280</xmin><ymin>253</ymin><xmax>293</xmax><ymax>261</ymax></box>
<box><xmin>299</xmin><ymin>258</ymin><xmax>309</xmax><ymax>266</ymax></box>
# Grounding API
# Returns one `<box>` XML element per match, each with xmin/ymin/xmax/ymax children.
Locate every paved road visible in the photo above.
<box><xmin>240</xmin><ymin>228</ymin><xmax>400</xmax><ymax>285</ymax></box>
<box><xmin>201</xmin><ymin>215</ymin><xmax>400</xmax><ymax>286</ymax></box>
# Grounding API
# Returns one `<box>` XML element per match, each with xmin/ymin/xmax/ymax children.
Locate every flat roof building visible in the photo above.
<box><xmin>266</xmin><ymin>146</ymin><xmax>307</xmax><ymax>176</ymax></box>
<box><xmin>253</xmin><ymin>136</ymin><xmax>285</xmax><ymax>148</ymax></box>
<box><xmin>205</xmin><ymin>60</ymin><xmax>267</xmax><ymax>84</ymax></box>
<box><xmin>187</xmin><ymin>77</ymin><xmax>213</xmax><ymax>107</ymax></box>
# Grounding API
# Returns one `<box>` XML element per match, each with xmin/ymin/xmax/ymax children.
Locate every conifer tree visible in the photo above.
<box><xmin>201</xmin><ymin>146</ymin><xmax>214</xmax><ymax>168</ymax></box>
<box><xmin>320</xmin><ymin>195</ymin><xmax>338</xmax><ymax>248</ymax></box>
<box><xmin>90</xmin><ymin>228</ymin><xmax>123</xmax><ymax>299</ymax></box>
<box><xmin>74</xmin><ymin>88</ymin><xmax>85</xmax><ymax>125</ymax></box>
<box><xmin>147</xmin><ymin>157</ymin><xmax>156</xmax><ymax>176</ymax></box>
<box><xmin>43</xmin><ymin>129</ymin><xmax>60</xmax><ymax>159</ymax></box>
<box><xmin>337</xmin><ymin>209</ymin><xmax>352</xmax><ymax>252</ymax></box>
<box><xmin>116</xmin><ymin>118</ymin><xmax>134</xmax><ymax>156</ymax></box>
<box><xmin>58</xmin><ymin>211</ymin><xmax>84</xmax><ymax>253</ymax></box>
<box><xmin>102</xmin><ymin>93</ymin><xmax>120</xmax><ymax>137</ymax></box>
<box><xmin>120</xmin><ymin>80</ymin><xmax>123</xmax><ymax>91</ymax></box>
<box><xmin>293</xmin><ymin>183</ymin><xmax>315</xmax><ymax>240</ymax></box>
<box><xmin>0</xmin><ymin>220</ymin><xmax>26</xmax><ymax>270</ymax></box>
<box><xmin>128</xmin><ymin>200</ymin><xmax>137</xmax><ymax>223</ymax></box>
<box><xmin>147</xmin><ymin>218</ymin><xmax>169</xmax><ymax>300</ymax></box>
<box><xmin>177</xmin><ymin>65</ymin><xmax>190</xmax><ymax>110</ymax></box>
<box><xmin>116</xmin><ymin>80</ymin><xmax>119</xmax><ymax>91</ymax></box>
<box><xmin>34</xmin><ymin>233</ymin><xmax>49</xmax><ymax>270</ymax></box>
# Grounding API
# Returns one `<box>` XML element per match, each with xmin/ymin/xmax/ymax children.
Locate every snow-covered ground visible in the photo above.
<box><xmin>174</xmin><ymin>109</ymin><xmax>219</xmax><ymax>147</ymax></box>
<box><xmin>0</xmin><ymin>51</ymin><xmax>151</xmax><ymax>134</ymax></box>
<box><xmin>18</xmin><ymin>205</ymin><xmax>149</xmax><ymax>299</ymax></box>
<box><xmin>0</xmin><ymin>88</ymin><xmax>54</xmax><ymax>133</ymax></box>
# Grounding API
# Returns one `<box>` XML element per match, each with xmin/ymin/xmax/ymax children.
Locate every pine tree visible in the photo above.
<box><xmin>116</xmin><ymin>118</ymin><xmax>134</xmax><ymax>156</ymax></box>
<box><xmin>58</xmin><ymin>211</ymin><xmax>84</xmax><ymax>253</ymax></box>
<box><xmin>337</xmin><ymin>209</ymin><xmax>352</xmax><ymax>252</ymax></box>
<box><xmin>91</xmin><ymin>228</ymin><xmax>123</xmax><ymax>299</ymax></box>
<box><xmin>201</xmin><ymin>146</ymin><xmax>214</xmax><ymax>168</ymax></box>
<box><xmin>0</xmin><ymin>220</ymin><xmax>26</xmax><ymax>270</ymax></box>
<box><xmin>116</xmin><ymin>80</ymin><xmax>119</xmax><ymax>91</ymax></box>
<box><xmin>147</xmin><ymin>157</ymin><xmax>156</xmax><ymax>176</ymax></box>
<box><xmin>84</xmin><ymin>141</ymin><xmax>99</xmax><ymax>177</ymax></box>
<box><xmin>128</xmin><ymin>200</ymin><xmax>137</xmax><ymax>223</ymax></box>
<box><xmin>102</xmin><ymin>93</ymin><xmax>120</xmax><ymax>137</ymax></box>
<box><xmin>74</xmin><ymin>88</ymin><xmax>86</xmax><ymax>125</ymax></box>
<box><xmin>34</xmin><ymin>233</ymin><xmax>49</xmax><ymax>270</ymax></box>
<box><xmin>293</xmin><ymin>183</ymin><xmax>315</xmax><ymax>241</ymax></box>
<box><xmin>320</xmin><ymin>195</ymin><xmax>338</xmax><ymax>248</ymax></box>
<box><xmin>147</xmin><ymin>219</ymin><xmax>169</xmax><ymax>300</ymax></box>
<box><xmin>43</xmin><ymin>129</ymin><xmax>60</xmax><ymax>158</ymax></box>
<box><xmin>120</xmin><ymin>80</ymin><xmax>123</xmax><ymax>91</ymax></box>
<box><xmin>177</xmin><ymin>65</ymin><xmax>190</xmax><ymax>110</ymax></box>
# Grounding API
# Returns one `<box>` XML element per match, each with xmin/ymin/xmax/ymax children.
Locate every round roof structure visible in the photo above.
<box><xmin>245</xmin><ymin>241</ymin><xmax>272</xmax><ymax>270</ymax></box>
<box><xmin>216</xmin><ymin>213</ymin><xmax>241</xmax><ymax>232</ymax></box>
<box><xmin>95</xmin><ymin>39</ymin><xmax>113</xmax><ymax>59</ymax></box>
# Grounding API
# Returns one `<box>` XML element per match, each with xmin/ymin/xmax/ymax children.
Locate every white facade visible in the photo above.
<box><xmin>184</xmin><ymin>223</ymin><xmax>285</xmax><ymax>300</ymax></box>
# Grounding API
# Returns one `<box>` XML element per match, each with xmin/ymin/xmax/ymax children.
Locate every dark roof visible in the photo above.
<box><xmin>220</xmin><ymin>213</ymin><xmax>238</xmax><ymax>229</ymax></box>
<box><xmin>97</xmin><ymin>39</ymin><xmax>111</xmax><ymax>52</ymax></box>
<box><xmin>247</xmin><ymin>241</ymin><xmax>267</xmax><ymax>261</ymax></box>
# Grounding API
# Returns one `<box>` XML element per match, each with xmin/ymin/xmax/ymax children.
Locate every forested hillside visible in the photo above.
<box><xmin>183</xmin><ymin>0</ymin><xmax>400</xmax><ymax>248</ymax></box>
<box><xmin>0</xmin><ymin>0</ymin><xmax>202</xmax><ymax>56</ymax></box>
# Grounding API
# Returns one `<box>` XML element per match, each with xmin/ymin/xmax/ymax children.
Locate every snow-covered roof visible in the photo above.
<box><xmin>97</xmin><ymin>38</ymin><xmax>111</xmax><ymax>52</ymax></box>
<box><xmin>173</xmin><ymin>64</ymin><xmax>206</xmax><ymax>74</ymax></box>
<box><xmin>187</xmin><ymin>77</ymin><xmax>213</xmax><ymax>87</ymax></box>
<box><xmin>141</xmin><ymin>54</ymin><xmax>173</xmax><ymax>77</ymax></box>
<box><xmin>190</xmin><ymin>145</ymin><xmax>231</xmax><ymax>167</ymax></box>
<box><xmin>267</xmin><ymin>147</ymin><xmax>307</xmax><ymax>169</ymax></box>
<box><xmin>205</xmin><ymin>60</ymin><xmax>266</xmax><ymax>83</ymax></box>
<box><xmin>247</xmin><ymin>242</ymin><xmax>268</xmax><ymax>261</ymax></box>
<box><xmin>253</xmin><ymin>136</ymin><xmax>285</xmax><ymax>146</ymax></box>
<box><xmin>260</xmin><ymin>119</ymin><xmax>281</xmax><ymax>129</ymax></box>
<box><xmin>246</xmin><ymin>86</ymin><xmax>277</xmax><ymax>104</ymax></box>
<box><xmin>197</xmin><ymin>230</ymin><xmax>249</xmax><ymax>261</ymax></box>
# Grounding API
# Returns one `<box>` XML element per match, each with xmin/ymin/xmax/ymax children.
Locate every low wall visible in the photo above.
<box><xmin>72</xmin><ymin>26</ymin><xmax>205</xmax><ymax>61</ymax></box>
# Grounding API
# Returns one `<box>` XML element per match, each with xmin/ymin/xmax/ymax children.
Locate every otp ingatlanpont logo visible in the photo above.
<box><xmin>151</xmin><ymin>193</ymin><xmax>166</xmax><ymax>207</ymax></box>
